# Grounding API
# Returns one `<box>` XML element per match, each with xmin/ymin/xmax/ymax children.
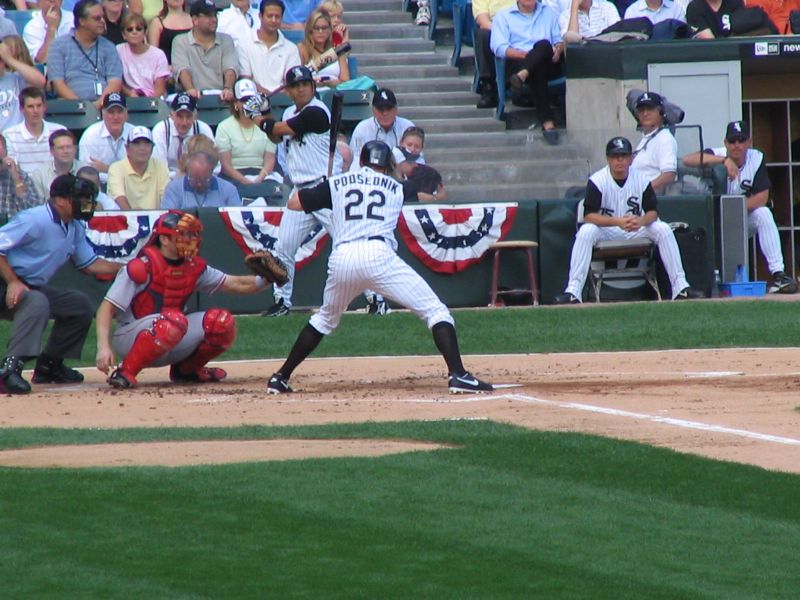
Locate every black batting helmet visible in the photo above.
<box><xmin>359</xmin><ymin>140</ymin><xmax>394</xmax><ymax>172</ymax></box>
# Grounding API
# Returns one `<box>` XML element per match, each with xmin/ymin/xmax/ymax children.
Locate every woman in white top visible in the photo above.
<box><xmin>214</xmin><ymin>79</ymin><xmax>277</xmax><ymax>186</ymax></box>
<box><xmin>297</xmin><ymin>8</ymin><xmax>350</xmax><ymax>88</ymax></box>
<box><xmin>117</xmin><ymin>12</ymin><xmax>170</xmax><ymax>97</ymax></box>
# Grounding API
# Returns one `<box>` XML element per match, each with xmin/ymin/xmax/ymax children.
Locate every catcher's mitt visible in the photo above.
<box><xmin>242</xmin><ymin>94</ymin><xmax>271</xmax><ymax>120</ymax></box>
<box><xmin>245</xmin><ymin>250</ymin><xmax>289</xmax><ymax>286</ymax></box>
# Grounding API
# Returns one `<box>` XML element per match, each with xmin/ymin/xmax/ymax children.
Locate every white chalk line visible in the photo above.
<box><xmin>492</xmin><ymin>393</ymin><xmax>800</xmax><ymax>446</ymax></box>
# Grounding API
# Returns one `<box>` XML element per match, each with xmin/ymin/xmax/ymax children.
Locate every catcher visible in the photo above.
<box><xmin>95</xmin><ymin>210</ymin><xmax>287</xmax><ymax>388</ymax></box>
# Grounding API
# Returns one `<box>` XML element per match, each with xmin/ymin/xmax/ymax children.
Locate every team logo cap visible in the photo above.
<box><xmin>372</xmin><ymin>88</ymin><xmax>397</xmax><ymax>109</ymax></box>
<box><xmin>103</xmin><ymin>92</ymin><xmax>126</xmax><ymax>110</ymax></box>
<box><xmin>605</xmin><ymin>136</ymin><xmax>632</xmax><ymax>156</ymax></box>
<box><xmin>285</xmin><ymin>65</ymin><xmax>314</xmax><ymax>85</ymax></box>
<box><xmin>725</xmin><ymin>120</ymin><xmax>750</xmax><ymax>142</ymax></box>
<box><xmin>635</xmin><ymin>91</ymin><xmax>663</xmax><ymax>109</ymax></box>
<box><xmin>171</xmin><ymin>93</ymin><xmax>196</xmax><ymax>113</ymax></box>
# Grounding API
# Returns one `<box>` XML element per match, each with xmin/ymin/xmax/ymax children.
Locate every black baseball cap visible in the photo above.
<box><xmin>606</xmin><ymin>136</ymin><xmax>633</xmax><ymax>156</ymax></box>
<box><xmin>725</xmin><ymin>120</ymin><xmax>750</xmax><ymax>142</ymax></box>
<box><xmin>171</xmin><ymin>93</ymin><xmax>196</xmax><ymax>113</ymax></box>
<box><xmin>190</xmin><ymin>0</ymin><xmax>217</xmax><ymax>16</ymax></box>
<box><xmin>285</xmin><ymin>65</ymin><xmax>313</xmax><ymax>85</ymax></box>
<box><xmin>372</xmin><ymin>88</ymin><xmax>397</xmax><ymax>109</ymax></box>
<box><xmin>635</xmin><ymin>91</ymin><xmax>663</xmax><ymax>109</ymax></box>
<box><xmin>103</xmin><ymin>92</ymin><xmax>126</xmax><ymax>110</ymax></box>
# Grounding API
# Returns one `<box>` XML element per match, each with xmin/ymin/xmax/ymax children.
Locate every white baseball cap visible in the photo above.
<box><xmin>234</xmin><ymin>79</ymin><xmax>259</xmax><ymax>100</ymax></box>
<box><xmin>127</xmin><ymin>126</ymin><xmax>153</xmax><ymax>144</ymax></box>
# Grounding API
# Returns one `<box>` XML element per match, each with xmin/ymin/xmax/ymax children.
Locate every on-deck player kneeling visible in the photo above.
<box><xmin>95</xmin><ymin>210</ymin><xmax>270</xmax><ymax>388</ymax></box>
<box><xmin>266</xmin><ymin>140</ymin><xmax>493</xmax><ymax>395</ymax></box>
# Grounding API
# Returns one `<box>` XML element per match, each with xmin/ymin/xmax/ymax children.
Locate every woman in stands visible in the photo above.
<box><xmin>117</xmin><ymin>12</ymin><xmax>170</xmax><ymax>97</ymax></box>
<box><xmin>297</xmin><ymin>8</ymin><xmax>349</xmax><ymax>89</ymax></box>
<box><xmin>0</xmin><ymin>36</ymin><xmax>46</xmax><ymax>130</ymax></box>
<box><xmin>147</xmin><ymin>0</ymin><xmax>192</xmax><ymax>66</ymax></box>
<box><xmin>214</xmin><ymin>79</ymin><xmax>277</xmax><ymax>186</ymax></box>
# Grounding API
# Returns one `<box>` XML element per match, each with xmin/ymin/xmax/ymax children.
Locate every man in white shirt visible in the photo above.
<box><xmin>238</xmin><ymin>0</ymin><xmax>301</xmax><ymax>94</ymax></box>
<box><xmin>217</xmin><ymin>0</ymin><xmax>259</xmax><ymax>48</ymax></box>
<box><xmin>5</xmin><ymin>87</ymin><xmax>67</xmax><ymax>175</ymax></box>
<box><xmin>349</xmin><ymin>88</ymin><xmax>418</xmax><ymax>170</ymax></box>
<box><xmin>624</xmin><ymin>0</ymin><xmax>685</xmax><ymax>23</ymax></box>
<box><xmin>561</xmin><ymin>0</ymin><xmax>620</xmax><ymax>43</ymax></box>
<box><xmin>78</xmin><ymin>91</ymin><xmax>133</xmax><ymax>182</ymax></box>
<box><xmin>151</xmin><ymin>93</ymin><xmax>215</xmax><ymax>179</ymax></box>
<box><xmin>23</xmin><ymin>0</ymin><xmax>74</xmax><ymax>64</ymax></box>
<box><xmin>30</xmin><ymin>129</ymin><xmax>87</xmax><ymax>199</ymax></box>
<box><xmin>631</xmin><ymin>91</ymin><xmax>677</xmax><ymax>194</ymax></box>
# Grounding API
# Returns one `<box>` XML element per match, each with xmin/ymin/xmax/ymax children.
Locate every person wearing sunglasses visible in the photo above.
<box><xmin>297</xmin><ymin>7</ymin><xmax>349</xmax><ymax>88</ymax></box>
<box><xmin>117</xmin><ymin>12</ymin><xmax>170</xmax><ymax>97</ymax></box>
<box><xmin>683</xmin><ymin>120</ymin><xmax>798</xmax><ymax>294</ymax></box>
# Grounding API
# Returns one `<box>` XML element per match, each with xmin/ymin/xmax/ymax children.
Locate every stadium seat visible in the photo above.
<box><xmin>451</xmin><ymin>0</ymin><xmax>474</xmax><ymax>66</ymax></box>
<box><xmin>125</xmin><ymin>96</ymin><xmax>170</xmax><ymax>129</ymax></box>
<box><xmin>282</xmin><ymin>29</ymin><xmax>303</xmax><ymax>44</ymax></box>
<box><xmin>493</xmin><ymin>56</ymin><xmax>565</xmax><ymax>120</ymax></box>
<box><xmin>321</xmin><ymin>89</ymin><xmax>375</xmax><ymax>129</ymax></box>
<box><xmin>6</xmin><ymin>9</ymin><xmax>33</xmax><ymax>35</ymax></box>
<box><xmin>195</xmin><ymin>94</ymin><xmax>231</xmax><ymax>129</ymax></box>
<box><xmin>45</xmin><ymin>99</ymin><xmax>101</xmax><ymax>134</ymax></box>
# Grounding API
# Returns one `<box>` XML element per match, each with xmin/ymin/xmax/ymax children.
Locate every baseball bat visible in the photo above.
<box><xmin>328</xmin><ymin>91</ymin><xmax>344</xmax><ymax>178</ymax></box>
<box><xmin>263</xmin><ymin>43</ymin><xmax>352</xmax><ymax>100</ymax></box>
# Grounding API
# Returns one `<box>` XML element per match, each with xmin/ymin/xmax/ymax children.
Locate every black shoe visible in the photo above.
<box><xmin>476</xmin><ymin>80</ymin><xmax>498</xmax><ymax>109</ymax></box>
<box><xmin>554</xmin><ymin>293</ymin><xmax>579</xmax><ymax>305</ymax></box>
<box><xmin>769</xmin><ymin>271</ymin><xmax>798</xmax><ymax>294</ymax></box>
<box><xmin>674</xmin><ymin>287</ymin><xmax>705</xmax><ymax>300</ymax></box>
<box><xmin>261</xmin><ymin>299</ymin><xmax>289</xmax><ymax>317</ymax></box>
<box><xmin>0</xmin><ymin>356</ymin><xmax>31</xmax><ymax>394</ymax></box>
<box><xmin>267</xmin><ymin>372</ymin><xmax>293</xmax><ymax>394</ymax></box>
<box><xmin>31</xmin><ymin>354</ymin><xmax>84</xmax><ymax>384</ymax></box>
<box><xmin>107</xmin><ymin>367</ymin><xmax>136</xmax><ymax>389</ymax></box>
<box><xmin>448</xmin><ymin>371</ymin><xmax>493</xmax><ymax>394</ymax></box>
<box><xmin>509</xmin><ymin>73</ymin><xmax>524</xmax><ymax>93</ymax></box>
<box><xmin>366</xmin><ymin>294</ymin><xmax>390</xmax><ymax>315</ymax></box>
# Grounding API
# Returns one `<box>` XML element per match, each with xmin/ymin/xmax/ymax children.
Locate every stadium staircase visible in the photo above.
<box><xmin>346</xmin><ymin>0</ymin><xmax>589</xmax><ymax>202</ymax></box>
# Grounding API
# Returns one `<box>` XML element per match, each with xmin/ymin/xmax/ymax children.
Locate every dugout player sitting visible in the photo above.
<box><xmin>265</xmin><ymin>141</ymin><xmax>493</xmax><ymax>395</ymax></box>
<box><xmin>682</xmin><ymin>121</ymin><xmax>797</xmax><ymax>294</ymax></box>
<box><xmin>95</xmin><ymin>211</ymin><xmax>269</xmax><ymax>389</ymax></box>
<box><xmin>554</xmin><ymin>136</ymin><xmax>703</xmax><ymax>304</ymax></box>
<box><xmin>0</xmin><ymin>174</ymin><xmax>123</xmax><ymax>395</ymax></box>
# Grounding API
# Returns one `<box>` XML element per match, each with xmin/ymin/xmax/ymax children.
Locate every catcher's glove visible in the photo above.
<box><xmin>245</xmin><ymin>250</ymin><xmax>289</xmax><ymax>286</ymax></box>
<box><xmin>242</xmin><ymin>94</ymin><xmax>271</xmax><ymax>120</ymax></box>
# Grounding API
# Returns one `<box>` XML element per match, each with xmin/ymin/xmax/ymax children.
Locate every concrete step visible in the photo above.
<box><xmin>444</xmin><ymin>182</ymin><xmax>573</xmax><ymax>203</ymax></box>
<box><xmin>402</xmin><ymin>105</ymin><xmax>496</xmax><ymax>120</ymax></box>
<box><xmin>359</xmin><ymin>64</ymin><xmax>456</xmax><ymax>80</ymax></box>
<box><xmin>347</xmin><ymin>24</ymin><xmax>427</xmax><ymax>39</ymax></box>
<box><xmin>425</xmin><ymin>129</ymin><xmax>564</xmax><ymax>148</ymax></box>
<box><xmin>382</xmin><ymin>77</ymin><xmax>471</xmax><ymax>93</ymax></box>
<box><xmin>441</xmin><ymin>160</ymin><xmax>591</xmax><ymax>185</ymax></box>
<box><xmin>347</xmin><ymin>10</ymin><xmax>410</xmax><ymax>25</ymax></box>
<box><xmin>355</xmin><ymin>52</ymin><xmax>450</xmax><ymax>67</ymax></box>
<box><xmin>425</xmin><ymin>144</ymin><xmax>583</xmax><ymax>162</ymax></box>
<box><xmin>395</xmin><ymin>91</ymin><xmax>480</xmax><ymax>107</ymax></box>
<box><xmin>413</xmin><ymin>118</ymin><xmax>506</xmax><ymax>133</ymax></box>
<box><xmin>354</xmin><ymin>39</ymin><xmax>436</xmax><ymax>53</ymax></box>
<box><xmin>347</xmin><ymin>0</ymin><xmax>403</xmax><ymax>10</ymax></box>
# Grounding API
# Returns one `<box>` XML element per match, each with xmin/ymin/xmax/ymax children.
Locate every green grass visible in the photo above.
<box><xmin>1</xmin><ymin>421</ymin><xmax>799</xmax><ymax>599</ymax></box>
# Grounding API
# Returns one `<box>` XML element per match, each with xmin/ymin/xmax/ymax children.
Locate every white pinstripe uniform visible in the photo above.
<box><xmin>564</xmin><ymin>165</ymin><xmax>690</xmax><ymax>300</ymax></box>
<box><xmin>272</xmin><ymin>97</ymin><xmax>342</xmax><ymax>307</ymax></box>
<box><xmin>709</xmin><ymin>147</ymin><xmax>784</xmax><ymax>274</ymax></box>
<box><xmin>299</xmin><ymin>166</ymin><xmax>454</xmax><ymax>334</ymax></box>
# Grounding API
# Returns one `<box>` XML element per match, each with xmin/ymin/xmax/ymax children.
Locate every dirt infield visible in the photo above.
<box><xmin>1</xmin><ymin>348</ymin><xmax>799</xmax><ymax>472</ymax></box>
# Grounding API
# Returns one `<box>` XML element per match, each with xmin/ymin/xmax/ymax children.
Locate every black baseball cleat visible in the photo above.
<box><xmin>448</xmin><ymin>372</ymin><xmax>493</xmax><ymax>394</ymax></box>
<box><xmin>554</xmin><ymin>293</ymin><xmax>580</xmax><ymax>305</ymax></box>
<box><xmin>769</xmin><ymin>271</ymin><xmax>798</xmax><ymax>294</ymax></box>
<box><xmin>31</xmin><ymin>354</ymin><xmax>84</xmax><ymax>384</ymax></box>
<box><xmin>674</xmin><ymin>287</ymin><xmax>705</xmax><ymax>300</ymax></box>
<box><xmin>169</xmin><ymin>364</ymin><xmax>227</xmax><ymax>383</ymax></box>
<box><xmin>267</xmin><ymin>373</ymin><xmax>293</xmax><ymax>394</ymax></box>
<box><xmin>261</xmin><ymin>299</ymin><xmax>289</xmax><ymax>317</ymax></box>
<box><xmin>0</xmin><ymin>356</ymin><xmax>31</xmax><ymax>394</ymax></box>
<box><xmin>366</xmin><ymin>294</ymin><xmax>390</xmax><ymax>315</ymax></box>
<box><xmin>107</xmin><ymin>368</ymin><xmax>136</xmax><ymax>389</ymax></box>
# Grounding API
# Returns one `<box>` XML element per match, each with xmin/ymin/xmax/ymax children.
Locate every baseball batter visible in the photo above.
<box><xmin>95</xmin><ymin>210</ymin><xmax>268</xmax><ymax>388</ymax></box>
<box><xmin>682</xmin><ymin>120</ymin><xmax>797</xmax><ymax>294</ymax></box>
<box><xmin>266</xmin><ymin>140</ymin><xmax>493</xmax><ymax>395</ymax></box>
<box><xmin>555</xmin><ymin>136</ymin><xmax>701</xmax><ymax>304</ymax></box>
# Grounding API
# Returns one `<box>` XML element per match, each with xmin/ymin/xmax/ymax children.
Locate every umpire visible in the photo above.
<box><xmin>0</xmin><ymin>174</ymin><xmax>122</xmax><ymax>394</ymax></box>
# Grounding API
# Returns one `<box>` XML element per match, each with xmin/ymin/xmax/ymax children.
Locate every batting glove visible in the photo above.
<box><xmin>242</xmin><ymin>94</ymin><xmax>271</xmax><ymax>120</ymax></box>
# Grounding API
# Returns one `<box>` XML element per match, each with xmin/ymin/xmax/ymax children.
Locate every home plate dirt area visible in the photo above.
<box><xmin>1</xmin><ymin>349</ymin><xmax>799</xmax><ymax>472</ymax></box>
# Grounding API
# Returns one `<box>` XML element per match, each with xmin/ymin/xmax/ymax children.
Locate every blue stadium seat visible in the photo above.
<box><xmin>451</xmin><ymin>0</ymin><xmax>474</xmax><ymax>66</ymax></box>
<box><xmin>195</xmin><ymin>94</ymin><xmax>231</xmax><ymax>129</ymax></box>
<box><xmin>6</xmin><ymin>9</ymin><xmax>33</xmax><ymax>35</ymax></box>
<box><xmin>282</xmin><ymin>29</ymin><xmax>304</xmax><ymax>44</ymax></box>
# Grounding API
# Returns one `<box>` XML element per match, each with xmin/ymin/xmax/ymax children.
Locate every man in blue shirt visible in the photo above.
<box><xmin>491</xmin><ymin>0</ymin><xmax>564</xmax><ymax>144</ymax></box>
<box><xmin>282</xmin><ymin>0</ymin><xmax>317</xmax><ymax>30</ymax></box>
<box><xmin>161</xmin><ymin>151</ymin><xmax>242</xmax><ymax>208</ymax></box>
<box><xmin>47</xmin><ymin>0</ymin><xmax>124</xmax><ymax>103</ymax></box>
<box><xmin>0</xmin><ymin>174</ymin><xmax>122</xmax><ymax>394</ymax></box>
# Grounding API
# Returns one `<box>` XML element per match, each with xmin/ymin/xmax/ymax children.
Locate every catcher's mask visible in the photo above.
<box><xmin>153</xmin><ymin>210</ymin><xmax>203</xmax><ymax>259</ymax></box>
<box><xmin>50</xmin><ymin>174</ymin><xmax>98</xmax><ymax>221</ymax></box>
<box><xmin>360</xmin><ymin>140</ymin><xmax>394</xmax><ymax>174</ymax></box>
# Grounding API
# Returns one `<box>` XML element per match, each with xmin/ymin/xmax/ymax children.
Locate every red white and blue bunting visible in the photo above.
<box><xmin>218</xmin><ymin>207</ymin><xmax>329</xmax><ymax>269</ymax></box>
<box><xmin>398</xmin><ymin>203</ymin><xmax>518</xmax><ymax>274</ymax></box>
<box><xmin>86</xmin><ymin>210</ymin><xmax>167</xmax><ymax>263</ymax></box>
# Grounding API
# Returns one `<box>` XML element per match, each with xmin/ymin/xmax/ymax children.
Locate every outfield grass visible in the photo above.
<box><xmin>2</xmin><ymin>421</ymin><xmax>799</xmax><ymax>599</ymax></box>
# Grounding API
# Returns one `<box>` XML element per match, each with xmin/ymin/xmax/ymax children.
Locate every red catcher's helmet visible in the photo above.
<box><xmin>153</xmin><ymin>210</ymin><xmax>203</xmax><ymax>259</ymax></box>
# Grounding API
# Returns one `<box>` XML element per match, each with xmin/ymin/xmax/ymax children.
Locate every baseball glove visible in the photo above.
<box><xmin>242</xmin><ymin>94</ymin><xmax>271</xmax><ymax>120</ymax></box>
<box><xmin>245</xmin><ymin>250</ymin><xmax>289</xmax><ymax>286</ymax></box>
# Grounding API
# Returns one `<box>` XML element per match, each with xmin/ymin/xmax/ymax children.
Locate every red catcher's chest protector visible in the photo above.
<box><xmin>128</xmin><ymin>246</ymin><xmax>207</xmax><ymax>319</ymax></box>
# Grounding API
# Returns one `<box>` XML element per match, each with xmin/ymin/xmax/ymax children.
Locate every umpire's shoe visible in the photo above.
<box><xmin>769</xmin><ymin>271</ymin><xmax>798</xmax><ymax>294</ymax></box>
<box><xmin>448</xmin><ymin>372</ymin><xmax>493</xmax><ymax>394</ymax></box>
<box><xmin>674</xmin><ymin>287</ymin><xmax>705</xmax><ymax>300</ymax></box>
<box><xmin>267</xmin><ymin>372</ymin><xmax>293</xmax><ymax>394</ymax></box>
<box><xmin>32</xmin><ymin>354</ymin><xmax>84</xmax><ymax>384</ymax></box>
<box><xmin>0</xmin><ymin>355</ymin><xmax>31</xmax><ymax>394</ymax></box>
<box><xmin>554</xmin><ymin>292</ymin><xmax>580</xmax><ymax>305</ymax></box>
<box><xmin>261</xmin><ymin>299</ymin><xmax>289</xmax><ymax>317</ymax></box>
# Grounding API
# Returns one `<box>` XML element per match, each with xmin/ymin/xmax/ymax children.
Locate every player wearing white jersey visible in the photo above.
<box><xmin>683</xmin><ymin>120</ymin><xmax>797</xmax><ymax>294</ymax></box>
<box><xmin>265</xmin><ymin>141</ymin><xmax>493</xmax><ymax>395</ymax></box>
<box><xmin>555</xmin><ymin>136</ymin><xmax>702</xmax><ymax>304</ymax></box>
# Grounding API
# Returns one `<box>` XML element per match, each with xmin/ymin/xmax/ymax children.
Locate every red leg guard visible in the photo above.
<box><xmin>118</xmin><ymin>309</ymin><xmax>188</xmax><ymax>379</ymax></box>
<box><xmin>173</xmin><ymin>309</ymin><xmax>236</xmax><ymax>378</ymax></box>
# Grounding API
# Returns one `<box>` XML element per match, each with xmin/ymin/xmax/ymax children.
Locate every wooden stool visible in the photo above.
<box><xmin>489</xmin><ymin>240</ymin><xmax>540</xmax><ymax>306</ymax></box>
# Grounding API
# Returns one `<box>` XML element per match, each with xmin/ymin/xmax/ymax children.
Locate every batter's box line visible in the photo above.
<box><xmin>496</xmin><ymin>393</ymin><xmax>800</xmax><ymax>446</ymax></box>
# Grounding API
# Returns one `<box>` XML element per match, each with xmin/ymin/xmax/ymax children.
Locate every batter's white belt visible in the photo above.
<box><xmin>336</xmin><ymin>235</ymin><xmax>387</xmax><ymax>248</ymax></box>
<box><xmin>295</xmin><ymin>176</ymin><xmax>327</xmax><ymax>189</ymax></box>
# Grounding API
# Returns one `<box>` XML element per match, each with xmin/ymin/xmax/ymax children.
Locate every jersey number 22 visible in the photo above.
<box><xmin>344</xmin><ymin>189</ymin><xmax>386</xmax><ymax>221</ymax></box>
